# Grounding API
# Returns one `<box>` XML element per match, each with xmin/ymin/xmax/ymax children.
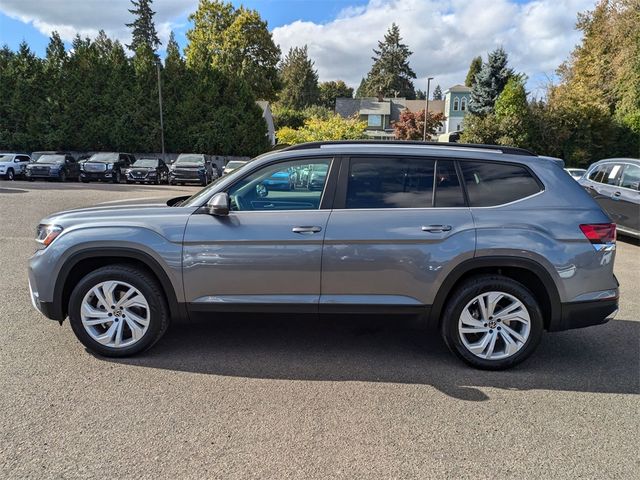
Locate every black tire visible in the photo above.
<box><xmin>59</xmin><ymin>171</ymin><xmax>67</xmax><ymax>182</ymax></box>
<box><xmin>28</xmin><ymin>177</ymin><xmax>35</xmax><ymax>182</ymax></box>
<box><xmin>68</xmin><ymin>264</ymin><xmax>170</xmax><ymax>357</ymax></box>
<box><xmin>440</xmin><ymin>274</ymin><xmax>543</xmax><ymax>370</ymax></box>
<box><xmin>6</xmin><ymin>168</ymin><xmax>14</xmax><ymax>181</ymax></box>
<box><xmin>113</xmin><ymin>170</ymin><xmax>121</xmax><ymax>184</ymax></box>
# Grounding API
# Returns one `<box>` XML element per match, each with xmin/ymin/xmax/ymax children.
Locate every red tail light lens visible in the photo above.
<box><xmin>579</xmin><ymin>223</ymin><xmax>616</xmax><ymax>244</ymax></box>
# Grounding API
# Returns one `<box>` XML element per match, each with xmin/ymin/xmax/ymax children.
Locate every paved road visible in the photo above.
<box><xmin>0</xmin><ymin>181</ymin><xmax>638</xmax><ymax>479</ymax></box>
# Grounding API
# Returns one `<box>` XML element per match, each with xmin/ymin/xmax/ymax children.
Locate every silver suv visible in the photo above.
<box><xmin>28</xmin><ymin>141</ymin><xmax>619</xmax><ymax>369</ymax></box>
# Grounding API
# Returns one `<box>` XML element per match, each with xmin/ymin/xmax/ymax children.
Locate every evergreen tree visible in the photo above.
<box><xmin>415</xmin><ymin>89</ymin><xmax>426</xmax><ymax>100</ymax></box>
<box><xmin>41</xmin><ymin>32</ymin><xmax>67</xmax><ymax>149</ymax></box>
<box><xmin>465</xmin><ymin>56</ymin><xmax>482</xmax><ymax>87</ymax></box>
<box><xmin>163</xmin><ymin>32</ymin><xmax>188</xmax><ymax>152</ymax></box>
<box><xmin>318</xmin><ymin>80</ymin><xmax>354</xmax><ymax>109</ymax></box>
<box><xmin>360</xmin><ymin>23</ymin><xmax>416</xmax><ymax>99</ymax></box>
<box><xmin>0</xmin><ymin>45</ymin><xmax>16</xmax><ymax>148</ymax></box>
<box><xmin>355</xmin><ymin>77</ymin><xmax>368</xmax><ymax>98</ymax></box>
<box><xmin>278</xmin><ymin>46</ymin><xmax>319</xmax><ymax>110</ymax></box>
<box><xmin>126</xmin><ymin>0</ymin><xmax>161</xmax><ymax>55</ymax></box>
<box><xmin>469</xmin><ymin>47</ymin><xmax>512</xmax><ymax>115</ymax></box>
<box><xmin>432</xmin><ymin>85</ymin><xmax>443</xmax><ymax>100</ymax></box>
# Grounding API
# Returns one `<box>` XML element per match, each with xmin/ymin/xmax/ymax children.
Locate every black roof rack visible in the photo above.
<box><xmin>281</xmin><ymin>140</ymin><xmax>537</xmax><ymax>156</ymax></box>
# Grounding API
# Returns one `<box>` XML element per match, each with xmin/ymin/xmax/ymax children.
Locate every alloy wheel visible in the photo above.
<box><xmin>80</xmin><ymin>280</ymin><xmax>150</xmax><ymax>348</ymax></box>
<box><xmin>458</xmin><ymin>291</ymin><xmax>531</xmax><ymax>360</ymax></box>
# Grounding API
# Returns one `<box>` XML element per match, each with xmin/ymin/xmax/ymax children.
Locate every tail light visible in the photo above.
<box><xmin>580</xmin><ymin>223</ymin><xmax>616</xmax><ymax>247</ymax></box>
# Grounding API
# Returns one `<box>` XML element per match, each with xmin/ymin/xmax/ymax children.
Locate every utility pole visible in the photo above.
<box><xmin>155</xmin><ymin>59</ymin><xmax>165</xmax><ymax>161</ymax></box>
<box><xmin>422</xmin><ymin>77</ymin><xmax>433</xmax><ymax>141</ymax></box>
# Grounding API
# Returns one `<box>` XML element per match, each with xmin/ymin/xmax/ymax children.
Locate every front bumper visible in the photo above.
<box><xmin>170</xmin><ymin>171</ymin><xmax>205</xmax><ymax>183</ymax></box>
<box><xmin>27</xmin><ymin>170</ymin><xmax>60</xmax><ymax>179</ymax></box>
<box><xmin>80</xmin><ymin>171</ymin><xmax>113</xmax><ymax>181</ymax></box>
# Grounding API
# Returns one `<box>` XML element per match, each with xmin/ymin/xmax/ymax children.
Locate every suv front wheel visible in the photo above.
<box><xmin>441</xmin><ymin>275</ymin><xmax>543</xmax><ymax>370</ymax></box>
<box><xmin>68</xmin><ymin>265</ymin><xmax>170</xmax><ymax>357</ymax></box>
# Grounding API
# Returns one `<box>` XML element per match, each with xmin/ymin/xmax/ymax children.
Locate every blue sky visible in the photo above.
<box><xmin>0</xmin><ymin>0</ymin><xmax>593</xmax><ymax>95</ymax></box>
<box><xmin>0</xmin><ymin>1</ymin><xmax>371</xmax><ymax>56</ymax></box>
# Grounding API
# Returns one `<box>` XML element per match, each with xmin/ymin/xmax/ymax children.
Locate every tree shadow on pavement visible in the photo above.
<box><xmin>105</xmin><ymin>314</ymin><xmax>640</xmax><ymax>402</ymax></box>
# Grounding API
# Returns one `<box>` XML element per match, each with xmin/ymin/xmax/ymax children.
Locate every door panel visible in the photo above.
<box><xmin>183</xmin><ymin>211</ymin><xmax>330</xmax><ymax>308</ymax></box>
<box><xmin>615</xmin><ymin>164</ymin><xmax>640</xmax><ymax>234</ymax></box>
<box><xmin>320</xmin><ymin>209</ymin><xmax>475</xmax><ymax>307</ymax></box>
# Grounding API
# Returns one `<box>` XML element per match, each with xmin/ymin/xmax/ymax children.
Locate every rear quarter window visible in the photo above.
<box><xmin>460</xmin><ymin>161</ymin><xmax>541</xmax><ymax>207</ymax></box>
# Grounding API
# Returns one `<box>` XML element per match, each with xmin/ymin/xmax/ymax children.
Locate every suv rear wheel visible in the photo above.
<box><xmin>441</xmin><ymin>275</ymin><xmax>543</xmax><ymax>370</ymax></box>
<box><xmin>68</xmin><ymin>265</ymin><xmax>170</xmax><ymax>357</ymax></box>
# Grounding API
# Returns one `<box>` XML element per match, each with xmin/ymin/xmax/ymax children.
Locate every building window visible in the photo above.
<box><xmin>367</xmin><ymin>114</ymin><xmax>382</xmax><ymax>127</ymax></box>
<box><xmin>461</xmin><ymin>97</ymin><xmax>467</xmax><ymax>111</ymax></box>
<box><xmin>453</xmin><ymin>98</ymin><xmax>459</xmax><ymax>111</ymax></box>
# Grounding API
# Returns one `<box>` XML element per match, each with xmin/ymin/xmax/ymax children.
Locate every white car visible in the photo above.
<box><xmin>222</xmin><ymin>160</ymin><xmax>247</xmax><ymax>175</ymax></box>
<box><xmin>0</xmin><ymin>153</ymin><xmax>31</xmax><ymax>180</ymax></box>
<box><xmin>565</xmin><ymin>168</ymin><xmax>587</xmax><ymax>180</ymax></box>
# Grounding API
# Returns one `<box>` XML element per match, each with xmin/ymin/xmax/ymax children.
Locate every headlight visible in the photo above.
<box><xmin>36</xmin><ymin>224</ymin><xmax>63</xmax><ymax>247</ymax></box>
<box><xmin>106</xmin><ymin>163</ymin><xmax>114</xmax><ymax>170</ymax></box>
<box><xmin>148</xmin><ymin>171</ymin><xmax>157</xmax><ymax>176</ymax></box>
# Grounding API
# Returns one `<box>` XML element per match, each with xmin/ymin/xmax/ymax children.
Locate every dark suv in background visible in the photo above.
<box><xmin>28</xmin><ymin>141</ymin><xmax>619</xmax><ymax>370</ymax></box>
<box><xmin>80</xmin><ymin>153</ymin><xmax>135</xmax><ymax>183</ymax></box>
<box><xmin>26</xmin><ymin>152</ymin><xmax>79</xmax><ymax>182</ymax></box>
<box><xmin>169</xmin><ymin>153</ymin><xmax>217</xmax><ymax>186</ymax></box>
<box><xmin>125</xmin><ymin>157</ymin><xmax>170</xmax><ymax>184</ymax></box>
<box><xmin>579</xmin><ymin>158</ymin><xmax>640</xmax><ymax>239</ymax></box>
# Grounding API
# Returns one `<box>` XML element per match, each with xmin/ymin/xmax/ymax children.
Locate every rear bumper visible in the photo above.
<box><xmin>554</xmin><ymin>298</ymin><xmax>618</xmax><ymax>331</ymax></box>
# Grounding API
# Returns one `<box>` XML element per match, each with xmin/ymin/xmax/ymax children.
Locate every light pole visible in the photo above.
<box><xmin>155</xmin><ymin>59</ymin><xmax>165</xmax><ymax>161</ymax></box>
<box><xmin>422</xmin><ymin>77</ymin><xmax>433</xmax><ymax>141</ymax></box>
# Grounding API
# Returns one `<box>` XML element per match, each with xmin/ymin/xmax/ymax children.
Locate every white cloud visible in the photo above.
<box><xmin>0</xmin><ymin>0</ymin><xmax>593</xmax><ymax>96</ymax></box>
<box><xmin>0</xmin><ymin>0</ymin><xmax>196</xmax><ymax>49</ymax></box>
<box><xmin>272</xmin><ymin>0</ymin><xmax>594</xmax><ymax>96</ymax></box>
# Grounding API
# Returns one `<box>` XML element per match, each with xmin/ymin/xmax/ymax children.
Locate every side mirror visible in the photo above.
<box><xmin>206</xmin><ymin>192</ymin><xmax>230</xmax><ymax>216</ymax></box>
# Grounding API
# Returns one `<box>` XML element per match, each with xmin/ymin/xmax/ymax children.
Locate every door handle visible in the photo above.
<box><xmin>421</xmin><ymin>225</ymin><xmax>452</xmax><ymax>233</ymax></box>
<box><xmin>292</xmin><ymin>226</ymin><xmax>322</xmax><ymax>234</ymax></box>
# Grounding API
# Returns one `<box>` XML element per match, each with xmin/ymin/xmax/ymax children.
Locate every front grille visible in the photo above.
<box><xmin>84</xmin><ymin>163</ymin><xmax>107</xmax><ymax>172</ymax></box>
<box><xmin>173</xmin><ymin>168</ymin><xmax>200</xmax><ymax>179</ymax></box>
<box><xmin>30</xmin><ymin>167</ymin><xmax>50</xmax><ymax>175</ymax></box>
<box><xmin>130</xmin><ymin>170</ymin><xmax>148</xmax><ymax>178</ymax></box>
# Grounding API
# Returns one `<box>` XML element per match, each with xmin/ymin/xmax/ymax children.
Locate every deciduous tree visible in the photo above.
<box><xmin>393</xmin><ymin>109</ymin><xmax>446</xmax><ymax>140</ymax></box>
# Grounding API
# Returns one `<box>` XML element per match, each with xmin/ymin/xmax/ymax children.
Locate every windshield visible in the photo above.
<box><xmin>87</xmin><ymin>153</ymin><xmax>118</xmax><ymax>163</ymax></box>
<box><xmin>175</xmin><ymin>155</ymin><xmax>204</xmax><ymax>165</ymax></box>
<box><xmin>37</xmin><ymin>155</ymin><xmax>65</xmax><ymax>164</ymax></box>
<box><xmin>0</xmin><ymin>155</ymin><xmax>13</xmax><ymax>162</ymax></box>
<box><xmin>133</xmin><ymin>159</ymin><xmax>159</xmax><ymax>168</ymax></box>
<box><xmin>226</xmin><ymin>161</ymin><xmax>246</xmax><ymax>169</ymax></box>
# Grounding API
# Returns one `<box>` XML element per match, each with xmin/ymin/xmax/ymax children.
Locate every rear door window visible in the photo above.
<box><xmin>620</xmin><ymin>164</ymin><xmax>640</xmax><ymax>190</ymax></box>
<box><xmin>346</xmin><ymin>157</ymin><xmax>435</xmax><ymax>209</ymax></box>
<box><xmin>459</xmin><ymin>161</ymin><xmax>541</xmax><ymax>207</ymax></box>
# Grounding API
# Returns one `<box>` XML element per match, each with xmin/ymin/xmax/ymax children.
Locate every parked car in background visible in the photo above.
<box><xmin>579</xmin><ymin>158</ymin><xmax>640</xmax><ymax>239</ymax></box>
<box><xmin>0</xmin><ymin>153</ymin><xmax>30</xmax><ymax>180</ymax></box>
<box><xmin>169</xmin><ymin>154</ymin><xmax>216</xmax><ymax>186</ymax></box>
<box><xmin>125</xmin><ymin>158</ymin><xmax>169</xmax><ymax>185</ymax></box>
<box><xmin>307</xmin><ymin>163</ymin><xmax>329</xmax><ymax>191</ymax></box>
<box><xmin>222</xmin><ymin>160</ymin><xmax>247</xmax><ymax>175</ymax></box>
<box><xmin>80</xmin><ymin>153</ymin><xmax>134</xmax><ymax>183</ymax></box>
<box><xmin>25</xmin><ymin>153</ymin><xmax>79</xmax><ymax>182</ymax></box>
<box><xmin>566</xmin><ymin>168</ymin><xmax>587</xmax><ymax>180</ymax></box>
<box><xmin>29</xmin><ymin>141</ymin><xmax>619</xmax><ymax>370</ymax></box>
<box><xmin>262</xmin><ymin>169</ymin><xmax>293</xmax><ymax>191</ymax></box>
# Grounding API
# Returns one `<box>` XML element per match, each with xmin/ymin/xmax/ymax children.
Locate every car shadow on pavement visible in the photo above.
<box><xmin>105</xmin><ymin>314</ymin><xmax>640</xmax><ymax>401</ymax></box>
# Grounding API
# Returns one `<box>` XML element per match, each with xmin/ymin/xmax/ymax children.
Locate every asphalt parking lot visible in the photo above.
<box><xmin>0</xmin><ymin>180</ymin><xmax>638</xmax><ymax>479</ymax></box>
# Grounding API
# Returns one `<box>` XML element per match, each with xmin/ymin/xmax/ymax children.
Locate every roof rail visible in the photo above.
<box><xmin>281</xmin><ymin>140</ymin><xmax>537</xmax><ymax>156</ymax></box>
